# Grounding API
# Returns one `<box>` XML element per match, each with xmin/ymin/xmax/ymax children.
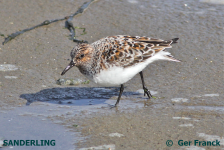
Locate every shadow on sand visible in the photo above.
<box><xmin>20</xmin><ymin>87</ymin><xmax>141</xmax><ymax>106</ymax></box>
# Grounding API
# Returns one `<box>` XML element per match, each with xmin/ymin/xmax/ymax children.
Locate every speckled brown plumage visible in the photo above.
<box><xmin>61</xmin><ymin>35</ymin><xmax>180</xmax><ymax>106</ymax></box>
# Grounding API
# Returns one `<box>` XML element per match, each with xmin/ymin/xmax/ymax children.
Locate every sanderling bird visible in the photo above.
<box><xmin>61</xmin><ymin>35</ymin><xmax>180</xmax><ymax>106</ymax></box>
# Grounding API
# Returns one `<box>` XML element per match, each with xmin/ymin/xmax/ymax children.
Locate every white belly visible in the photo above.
<box><xmin>92</xmin><ymin>61</ymin><xmax>149</xmax><ymax>86</ymax></box>
<box><xmin>92</xmin><ymin>50</ymin><xmax>173</xmax><ymax>86</ymax></box>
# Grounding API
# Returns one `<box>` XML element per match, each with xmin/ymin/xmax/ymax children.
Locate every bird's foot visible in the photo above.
<box><xmin>143</xmin><ymin>86</ymin><xmax>153</xmax><ymax>99</ymax></box>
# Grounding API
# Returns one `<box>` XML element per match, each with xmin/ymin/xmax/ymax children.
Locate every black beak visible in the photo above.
<box><xmin>61</xmin><ymin>61</ymin><xmax>75</xmax><ymax>75</ymax></box>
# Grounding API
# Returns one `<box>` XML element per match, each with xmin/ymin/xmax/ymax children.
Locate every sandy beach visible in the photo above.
<box><xmin>0</xmin><ymin>0</ymin><xmax>223</xmax><ymax>149</ymax></box>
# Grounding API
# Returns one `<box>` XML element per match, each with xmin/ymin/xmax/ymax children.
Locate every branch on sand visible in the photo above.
<box><xmin>2</xmin><ymin>0</ymin><xmax>96</xmax><ymax>45</ymax></box>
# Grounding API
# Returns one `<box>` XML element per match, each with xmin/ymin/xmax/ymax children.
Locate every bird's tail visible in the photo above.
<box><xmin>160</xmin><ymin>38</ymin><xmax>181</xmax><ymax>62</ymax></box>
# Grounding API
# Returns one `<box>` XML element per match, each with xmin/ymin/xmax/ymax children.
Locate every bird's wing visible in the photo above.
<box><xmin>100</xmin><ymin>35</ymin><xmax>178</xmax><ymax>68</ymax></box>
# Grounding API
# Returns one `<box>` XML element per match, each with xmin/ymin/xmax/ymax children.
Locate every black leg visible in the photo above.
<box><xmin>139</xmin><ymin>71</ymin><xmax>152</xmax><ymax>98</ymax></box>
<box><xmin>114</xmin><ymin>84</ymin><xmax>124</xmax><ymax>107</ymax></box>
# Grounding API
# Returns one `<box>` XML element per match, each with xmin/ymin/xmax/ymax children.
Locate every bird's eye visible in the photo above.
<box><xmin>80</xmin><ymin>54</ymin><xmax>85</xmax><ymax>59</ymax></box>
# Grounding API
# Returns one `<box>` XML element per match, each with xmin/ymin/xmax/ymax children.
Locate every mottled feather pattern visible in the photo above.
<box><xmin>61</xmin><ymin>35</ymin><xmax>180</xmax><ymax>106</ymax></box>
<box><xmin>67</xmin><ymin>35</ymin><xmax>179</xmax><ymax>77</ymax></box>
<box><xmin>91</xmin><ymin>35</ymin><xmax>178</xmax><ymax>70</ymax></box>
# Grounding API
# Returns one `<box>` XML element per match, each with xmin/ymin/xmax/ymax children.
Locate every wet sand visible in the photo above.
<box><xmin>0</xmin><ymin>0</ymin><xmax>223</xmax><ymax>149</ymax></box>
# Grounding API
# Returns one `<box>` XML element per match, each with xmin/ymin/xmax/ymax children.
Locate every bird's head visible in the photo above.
<box><xmin>61</xmin><ymin>43</ymin><xmax>93</xmax><ymax>75</ymax></box>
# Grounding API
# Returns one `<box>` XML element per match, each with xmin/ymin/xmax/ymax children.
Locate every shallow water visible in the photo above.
<box><xmin>0</xmin><ymin>108</ymin><xmax>76</xmax><ymax>150</ymax></box>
